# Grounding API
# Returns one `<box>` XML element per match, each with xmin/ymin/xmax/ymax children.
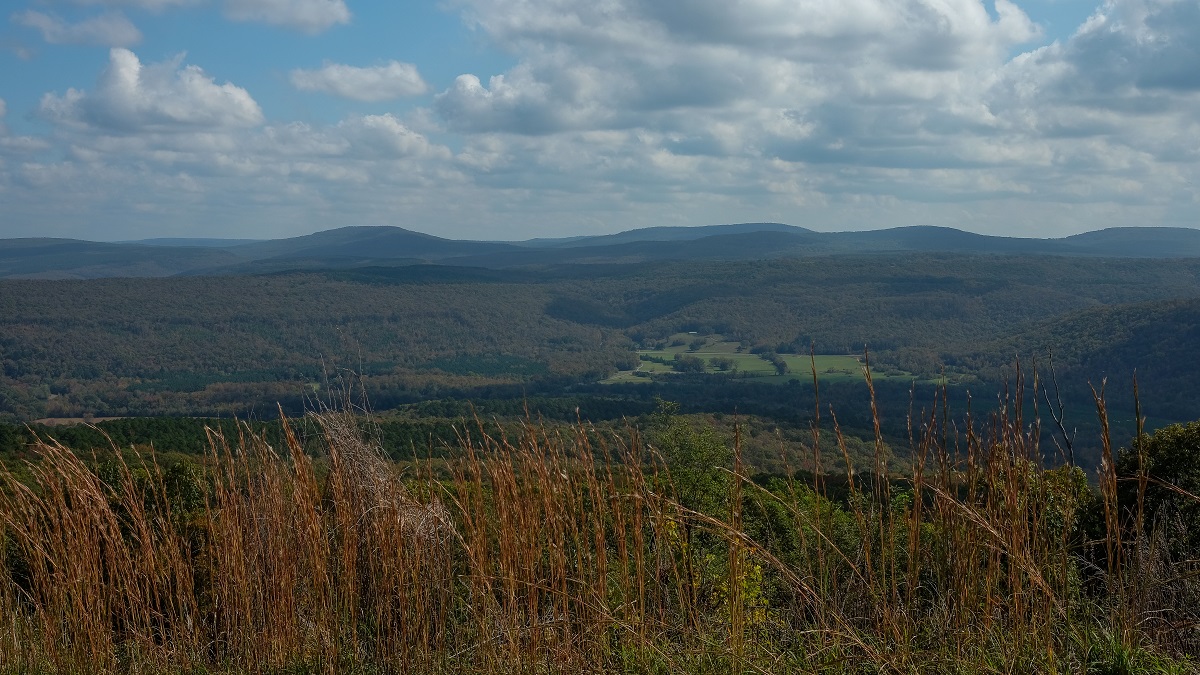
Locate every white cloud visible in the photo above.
<box><xmin>290</xmin><ymin>61</ymin><xmax>428</xmax><ymax>101</ymax></box>
<box><xmin>38</xmin><ymin>48</ymin><xmax>263</xmax><ymax>132</ymax></box>
<box><xmin>985</xmin><ymin>0</ymin><xmax>1200</xmax><ymax>161</ymax></box>
<box><xmin>5</xmin><ymin>0</ymin><xmax>1200</xmax><ymax>240</ymax></box>
<box><xmin>436</xmin><ymin>0</ymin><xmax>1042</xmax><ymax>137</ymax></box>
<box><xmin>256</xmin><ymin>115</ymin><xmax>451</xmax><ymax>160</ymax></box>
<box><xmin>222</xmin><ymin>0</ymin><xmax>350</xmax><ymax>33</ymax></box>
<box><xmin>66</xmin><ymin>0</ymin><xmax>199</xmax><ymax>9</ymax></box>
<box><xmin>0</xmin><ymin>97</ymin><xmax>52</xmax><ymax>156</ymax></box>
<box><xmin>435</xmin><ymin>70</ymin><xmax>594</xmax><ymax>134</ymax></box>
<box><xmin>425</xmin><ymin>0</ymin><xmax>1199</xmax><ymax>223</ymax></box>
<box><xmin>12</xmin><ymin>10</ymin><xmax>142</xmax><ymax>47</ymax></box>
<box><xmin>335</xmin><ymin>114</ymin><xmax>451</xmax><ymax>159</ymax></box>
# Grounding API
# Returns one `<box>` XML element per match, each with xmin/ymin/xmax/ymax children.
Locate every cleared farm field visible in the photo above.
<box><xmin>603</xmin><ymin>334</ymin><xmax>919</xmax><ymax>384</ymax></box>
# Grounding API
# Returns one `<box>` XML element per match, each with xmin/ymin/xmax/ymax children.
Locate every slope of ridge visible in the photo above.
<box><xmin>824</xmin><ymin>226</ymin><xmax>1082</xmax><ymax>255</ymax></box>
<box><xmin>121</xmin><ymin>238</ymin><xmax>264</xmax><ymax>247</ymax></box>
<box><xmin>0</xmin><ymin>238</ymin><xmax>243</xmax><ymax>279</ymax></box>
<box><xmin>1063</xmin><ymin>227</ymin><xmax>1200</xmax><ymax>257</ymax></box>
<box><xmin>526</xmin><ymin>222</ymin><xmax>812</xmax><ymax>248</ymax></box>
<box><xmin>971</xmin><ymin>296</ymin><xmax>1200</xmax><ymax>423</ymax></box>
<box><xmin>229</xmin><ymin>225</ymin><xmax>523</xmax><ymax>261</ymax></box>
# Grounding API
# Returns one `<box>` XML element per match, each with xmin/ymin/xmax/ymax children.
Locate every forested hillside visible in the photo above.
<box><xmin>2</xmin><ymin>253</ymin><xmax>1198</xmax><ymax>433</ymax></box>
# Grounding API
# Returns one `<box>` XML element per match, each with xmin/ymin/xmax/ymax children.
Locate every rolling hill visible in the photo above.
<box><xmin>0</xmin><ymin>239</ymin><xmax>243</xmax><ymax>279</ymax></box>
<box><xmin>4</xmin><ymin>224</ymin><xmax>1200</xmax><ymax>279</ymax></box>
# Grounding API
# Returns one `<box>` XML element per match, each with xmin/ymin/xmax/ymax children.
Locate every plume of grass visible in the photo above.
<box><xmin>0</xmin><ymin>374</ymin><xmax>1197</xmax><ymax>674</ymax></box>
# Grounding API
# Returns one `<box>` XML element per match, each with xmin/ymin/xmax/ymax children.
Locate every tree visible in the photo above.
<box><xmin>673</xmin><ymin>355</ymin><xmax>706</xmax><ymax>373</ymax></box>
<box><xmin>709</xmin><ymin>356</ymin><xmax>735</xmax><ymax>372</ymax></box>
<box><xmin>648</xmin><ymin>400</ymin><xmax>735</xmax><ymax>617</ymax></box>
<box><xmin>1116</xmin><ymin>420</ymin><xmax>1200</xmax><ymax>554</ymax></box>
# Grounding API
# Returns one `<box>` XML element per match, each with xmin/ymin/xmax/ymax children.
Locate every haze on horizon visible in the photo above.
<box><xmin>0</xmin><ymin>0</ymin><xmax>1197</xmax><ymax>243</ymax></box>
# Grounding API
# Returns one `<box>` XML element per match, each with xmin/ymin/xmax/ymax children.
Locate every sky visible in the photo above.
<box><xmin>0</xmin><ymin>0</ymin><xmax>1197</xmax><ymax>242</ymax></box>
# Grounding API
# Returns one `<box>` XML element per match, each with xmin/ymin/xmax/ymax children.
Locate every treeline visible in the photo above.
<box><xmin>0</xmin><ymin>416</ymin><xmax>466</xmax><ymax>462</ymax></box>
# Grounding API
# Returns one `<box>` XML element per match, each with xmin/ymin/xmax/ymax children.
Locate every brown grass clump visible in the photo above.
<box><xmin>0</xmin><ymin>381</ymin><xmax>1197</xmax><ymax>674</ymax></box>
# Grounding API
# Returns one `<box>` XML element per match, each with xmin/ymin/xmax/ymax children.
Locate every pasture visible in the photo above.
<box><xmin>603</xmin><ymin>334</ymin><xmax>920</xmax><ymax>384</ymax></box>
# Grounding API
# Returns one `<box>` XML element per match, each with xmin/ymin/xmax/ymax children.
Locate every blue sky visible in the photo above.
<box><xmin>0</xmin><ymin>0</ymin><xmax>1196</xmax><ymax>241</ymax></box>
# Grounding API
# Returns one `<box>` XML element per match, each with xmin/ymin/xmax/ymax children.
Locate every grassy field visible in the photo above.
<box><xmin>0</xmin><ymin>399</ymin><xmax>1196</xmax><ymax>674</ymax></box>
<box><xmin>603</xmin><ymin>334</ymin><xmax>919</xmax><ymax>384</ymax></box>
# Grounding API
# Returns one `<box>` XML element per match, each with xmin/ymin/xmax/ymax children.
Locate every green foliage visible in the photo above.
<box><xmin>426</xmin><ymin>354</ymin><xmax>549</xmax><ymax>377</ymax></box>
<box><xmin>671</xmin><ymin>354</ymin><xmax>706</xmax><ymax>373</ymax></box>
<box><xmin>651</xmin><ymin>400</ymin><xmax>731</xmax><ymax>517</ymax></box>
<box><xmin>1117</xmin><ymin>420</ymin><xmax>1200</xmax><ymax>553</ymax></box>
<box><xmin>1084</xmin><ymin>634</ymin><xmax>1197</xmax><ymax>675</ymax></box>
<box><xmin>707</xmin><ymin>356</ymin><xmax>735</xmax><ymax>372</ymax></box>
<box><xmin>5</xmin><ymin>254</ymin><xmax>1200</xmax><ymax>429</ymax></box>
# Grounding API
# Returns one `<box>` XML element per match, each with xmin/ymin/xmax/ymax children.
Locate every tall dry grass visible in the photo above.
<box><xmin>0</xmin><ymin>377</ymin><xmax>1196</xmax><ymax>673</ymax></box>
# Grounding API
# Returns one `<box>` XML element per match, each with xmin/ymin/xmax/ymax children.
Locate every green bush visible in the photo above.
<box><xmin>1117</xmin><ymin>421</ymin><xmax>1200</xmax><ymax>554</ymax></box>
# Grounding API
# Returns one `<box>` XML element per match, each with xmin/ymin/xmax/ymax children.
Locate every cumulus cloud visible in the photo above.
<box><xmin>38</xmin><ymin>48</ymin><xmax>263</xmax><ymax>132</ymax></box>
<box><xmin>0</xmin><ymin>107</ymin><xmax>460</xmax><ymax>238</ymax></box>
<box><xmin>1053</xmin><ymin>0</ymin><xmax>1200</xmax><ymax>97</ymax></box>
<box><xmin>12</xmin><ymin>10</ymin><xmax>142</xmax><ymax>47</ymax></box>
<box><xmin>335</xmin><ymin>114</ymin><xmax>450</xmax><ymax>158</ymax></box>
<box><xmin>636</xmin><ymin>0</ymin><xmax>1039</xmax><ymax>68</ymax></box>
<box><xmin>259</xmin><ymin>115</ymin><xmax>451</xmax><ymax>160</ymax></box>
<box><xmin>985</xmin><ymin>0</ymin><xmax>1200</xmax><ymax>165</ymax></box>
<box><xmin>222</xmin><ymin>0</ymin><xmax>350</xmax><ymax>33</ymax></box>
<box><xmin>436</xmin><ymin>70</ymin><xmax>595</xmax><ymax>134</ymax></box>
<box><xmin>437</xmin><ymin>0</ymin><xmax>1042</xmax><ymax>136</ymax></box>
<box><xmin>6</xmin><ymin>0</ymin><xmax>1200</xmax><ymax>240</ymax></box>
<box><xmin>290</xmin><ymin>61</ymin><xmax>428</xmax><ymax>101</ymax></box>
<box><xmin>431</xmin><ymin>0</ymin><xmax>1053</xmax><ymax>209</ymax></box>
<box><xmin>429</xmin><ymin>0</ymin><xmax>1199</xmax><ymax>213</ymax></box>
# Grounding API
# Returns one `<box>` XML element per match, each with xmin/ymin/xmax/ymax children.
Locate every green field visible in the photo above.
<box><xmin>603</xmin><ymin>334</ymin><xmax>919</xmax><ymax>384</ymax></box>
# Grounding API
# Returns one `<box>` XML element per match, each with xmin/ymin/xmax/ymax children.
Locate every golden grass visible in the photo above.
<box><xmin>0</xmin><ymin>378</ymin><xmax>1196</xmax><ymax>674</ymax></box>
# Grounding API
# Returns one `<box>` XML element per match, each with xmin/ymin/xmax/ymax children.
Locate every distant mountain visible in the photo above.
<box><xmin>822</xmin><ymin>226</ymin><xmax>1082</xmax><ymax>255</ymax></box>
<box><xmin>1063</xmin><ymin>227</ymin><xmax>1200</xmax><ymax>257</ymax></box>
<box><xmin>438</xmin><ymin>226</ymin><xmax>1200</xmax><ymax>266</ymax></box>
<box><xmin>520</xmin><ymin>222</ymin><xmax>811</xmax><ymax>248</ymax></box>
<box><xmin>122</xmin><ymin>238</ymin><xmax>264</xmax><ymax>248</ymax></box>
<box><xmin>228</xmin><ymin>226</ymin><xmax>522</xmax><ymax>261</ymax></box>
<box><xmin>446</xmin><ymin>230</ymin><xmax>826</xmax><ymax>266</ymax></box>
<box><xmin>0</xmin><ymin>239</ymin><xmax>242</xmax><ymax>279</ymax></box>
<box><xmin>3</xmin><ymin>223</ymin><xmax>1200</xmax><ymax>279</ymax></box>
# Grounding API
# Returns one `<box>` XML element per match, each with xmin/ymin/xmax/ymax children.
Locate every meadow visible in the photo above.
<box><xmin>602</xmin><ymin>334</ymin><xmax>955</xmax><ymax>389</ymax></box>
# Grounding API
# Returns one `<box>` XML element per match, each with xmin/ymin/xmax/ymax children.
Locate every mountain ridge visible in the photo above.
<box><xmin>5</xmin><ymin>224</ymin><xmax>1200</xmax><ymax>279</ymax></box>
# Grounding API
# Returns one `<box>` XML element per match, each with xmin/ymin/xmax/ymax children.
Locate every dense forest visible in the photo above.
<box><xmin>0</xmin><ymin>250</ymin><xmax>1196</xmax><ymax>481</ymax></box>
<box><xmin>2</xmin><ymin>254</ymin><xmax>1198</xmax><ymax>424</ymax></box>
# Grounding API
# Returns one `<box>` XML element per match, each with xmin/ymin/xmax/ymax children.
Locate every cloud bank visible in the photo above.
<box><xmin>3</xmin><ymin>0</ymin><xmax>1199</xmax><ymax>240</ymax></box>
<box><xmin>13</xmin><ymin>10</ymin><xmax>142</xmax><ymax>46</ymax></box>
<box><xmin>290</xmin><ymin>61</ymin><xmax>428</xmax><ymax>101</ymax></box>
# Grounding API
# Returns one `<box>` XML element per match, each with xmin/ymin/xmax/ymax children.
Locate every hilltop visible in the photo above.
<box><xmin>6</xmin><ymin>223</ymin><xmax>1200</xmax><ymax>279</ymax></box>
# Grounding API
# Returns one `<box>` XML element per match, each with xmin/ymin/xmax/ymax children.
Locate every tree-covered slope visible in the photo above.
<box><xmin>2</xmin><ymin>254</ymin><xmax>1199</xmax><ymax>422</ymax></box>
